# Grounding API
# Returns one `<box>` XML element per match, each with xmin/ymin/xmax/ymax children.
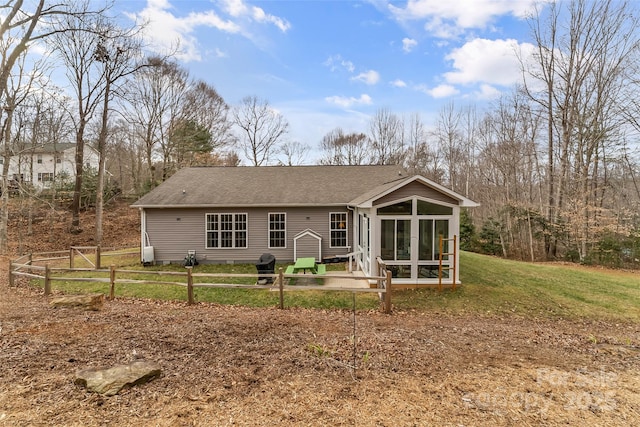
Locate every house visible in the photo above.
<box><xmin>4</xmin><ymin>143</ymin><xmax>100</xmax><ymax>190</ymax></box>
<box><xmin>131</xmin><ymin>165</ymin><xmax>478</xmax><ymax>286</ymax></box>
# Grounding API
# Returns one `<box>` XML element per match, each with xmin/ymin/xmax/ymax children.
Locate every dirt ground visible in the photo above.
<box><xmin>1</xmin><ymin>201</ymin><xmax>639</xmax><ymax>426</ymax></box>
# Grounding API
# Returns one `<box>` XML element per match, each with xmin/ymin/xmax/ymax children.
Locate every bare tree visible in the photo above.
<box><xmin>0</xmin><ymin>0</ymin><xmax>104</xmax><ymax>252</ymax></box>
<box><xmin>92</xmin><ymin>20</ymin><xmax>144</xmax><ymax>245</ymax></box>
<box><xmin>524</xmin><ymin>0</ymin><xmax>640</xmax><ymax>260</ymax></box>
<box><xmin>404</xmin><ymin>113</ymin><xmax>443</xmax><ymax>181</ymax></box>
<box><xmin>124</xmin><ymin>57</ymin><xmax>188</xmax><ymax>183</ymax></box>
<box><xmin>48</xmin><ymin>2</ymin><xmax>116</xmax><ymax>234</ymax></box>
<box><xmin>368</xmin><ymin>108</ymin><xmax>404</xmax><ymax>165</ymax></box>
<box><xmin>475</xmin><ymin>91</ymin><xmax>543</xmax><ymax>260</ymax></box>
<box><xmin>278</xmin><ymin>140</ymin><xmax>310</xmax><ymax>166</ymax></box>
<box><xmin>107</xmin><ymin>119</ymin><xmax>142</xmax><ymax>195</ymax></box>
<box><xmin>233</xmin><ymin>96</ymin><xmax>289</xmax><ymax>166</ymax></box>
<box><xmin>432</xmin><ymin>102</ymin><xmax>467</xmax><ymax>192</ymax></box>
<box><xmin>319</xmin><ymin>127</ymin><xmax>370</xmax><ymax>165</ymax></box>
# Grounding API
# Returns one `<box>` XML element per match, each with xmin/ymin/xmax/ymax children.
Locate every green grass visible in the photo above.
<box><xmin>393</xmin><ymin>251</ymin><xmax>640</xmax><ymax>322</ymax></box>
<box><xmin>41</xmin><ymin>259</ymin><xmax>378</xmax><ymax>310</ymax></box>
<box><xmin>28</xmin><ymin>251</ymin><xmax>640</xmax><ymax>321</ymax></box>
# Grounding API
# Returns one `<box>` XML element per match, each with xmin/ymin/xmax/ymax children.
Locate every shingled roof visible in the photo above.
<box><xmin>131</xmin><ymin>165</ymin><xmax>409</xmax><ymax>208</ymax></box>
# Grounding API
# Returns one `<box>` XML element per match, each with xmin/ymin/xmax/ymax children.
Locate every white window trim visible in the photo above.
<box><xmin>329</xmin><ymin>211</ymin><xmax>348</xmax><ymax>248</ymax></box>
<box><xmin>268</xmin><ymin>212</ymin><xmax>287</xmax><ymax>249</ymax></box>
<box><xmin>205</xmin><ymin>213</ymin><xmax>248</xmax><ymax>249</ymax></box>
<box><xmin>37</xmin><ymin>172</ymin><xmax>54</xmax><ymax>182</ymax></box>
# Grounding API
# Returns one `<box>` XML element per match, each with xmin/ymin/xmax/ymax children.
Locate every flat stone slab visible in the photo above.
<box><xmin>50</xmin><ymin>294</ymin><xmax>104</xmax><ymax>311</ymax></box>
<box><xmin>75</xmin><ymin>361</ymin><xmax>162</xmax><ymax>396</ymax></box>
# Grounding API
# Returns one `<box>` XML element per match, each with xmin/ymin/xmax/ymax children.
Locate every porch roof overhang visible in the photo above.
<box><xmin>349</xmin><ymin>175</ymin><xmax>480</xmax><ymax>209</ymax></box>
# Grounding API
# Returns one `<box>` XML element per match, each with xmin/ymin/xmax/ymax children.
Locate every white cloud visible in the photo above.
<box><xmin>419</xmin><ymin>84</ymin><xmax>459</xmax><ymax>98</ymax></box>
<box><xmin>324</xmin><ymin>55</ymin><xmax>355</xmax><ymax>73</ymax></box>
<box><xmin>389</xmin><ymin>0</ymin><xmax>538</xmax><ymax>38</ymax></box>
<box><xmin>475</xmin><ymin>84</ymin><xmax>502</xmax><ymax>100</ymax></box>
<box><xmin>126</xmin><ymin>0</ymin><xmax>289</xmax><ymax>62</ymax></box>
<box><xmin>402</xmin><ymin>37</ymin><xmax>418</xmax><ymax>53</ymax></box>
<box><xmin>325</xmin><ymin>94</ymin><xmax>373</xmax><ymax>108</ymax></box>
<box><xmin>351</xmin><ymin>70</ymin><xmax>380</xmax><ymax>85</ymax></box>
<box><xmin>443</xmin><ymin>38</ymin><xmax>534</xmax><ymax>87</ymax></box>
<box><xmin>221</xmin><ymin>0</ymin><xmax>291</xmax><ymax>32</ymax></box>
<box><xmin>390</xmin><ymin>79</ymin><xmax>407</xmax><ymax>88</ymax></box>
<box><xmin>126</xmin><ymin>1</ymin><xmax>240</xmax><ymax>61</ymax></box>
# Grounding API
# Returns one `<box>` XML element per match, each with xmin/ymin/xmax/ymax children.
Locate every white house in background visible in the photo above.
<box><xmin>3</xmin><ymin>143</ymin><xmax>100</xmax><ymax>190</ymax></box>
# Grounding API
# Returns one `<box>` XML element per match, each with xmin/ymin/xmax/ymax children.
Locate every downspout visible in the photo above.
<box><xmin>139</xmin><ymin>208</ymin><xmax>146</xmax><ymax>261</ymax></box>
<box><xmin>346</xmin><ymin>205</ymin><xmax>358</xmax><ymax>272</ymax></box>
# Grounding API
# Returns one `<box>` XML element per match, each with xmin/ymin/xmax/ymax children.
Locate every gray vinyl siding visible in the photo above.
<box><xmin>373</xmin><ymin>181</ymin><xmax>458</xmax><ymax>206</ymax></box>
<box><xmin>144</xmin><ymin>206</ymin><xmax>352</xmax><ymax>264</ymax></box>
<box><xmin>295</xmin><ymin>234</ymin><xmax>321</xmax><ymax>259</ymax></box>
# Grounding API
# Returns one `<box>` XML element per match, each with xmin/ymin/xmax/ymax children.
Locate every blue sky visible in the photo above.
<box><xmin>115</xmin><ymin>0</ymin><xmax>542</xmax><ymax>160</ymax></box>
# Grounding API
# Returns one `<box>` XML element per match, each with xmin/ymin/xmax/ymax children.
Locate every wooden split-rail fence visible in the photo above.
<box><xmin>9</xmin><ymin>247</ymin><xmax>394</xmax><ymax>314</ymax></box>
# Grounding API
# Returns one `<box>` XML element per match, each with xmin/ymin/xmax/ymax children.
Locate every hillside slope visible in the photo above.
<box><xmin>7</xmin><ymin>199</ymin><xmax>140</xmax><ymax>254</ymax></box>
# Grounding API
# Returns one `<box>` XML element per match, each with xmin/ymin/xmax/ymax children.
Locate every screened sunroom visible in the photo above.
<box><xmin>351</xmin><ymin>176</ymin><xmax>478</xmax><ymax>286</ymax></box>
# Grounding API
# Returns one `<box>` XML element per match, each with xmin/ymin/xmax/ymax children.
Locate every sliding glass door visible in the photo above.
<box><xmin>380</xmin><ymin>219</ymin><xmax>412</xmax><ymax>278</ymax></box>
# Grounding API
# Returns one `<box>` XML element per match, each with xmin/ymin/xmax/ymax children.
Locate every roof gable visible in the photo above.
<box><xmin>351</xmin><ymin>175</ymin><xmax>479</xmax><ymax>208</ymax></box>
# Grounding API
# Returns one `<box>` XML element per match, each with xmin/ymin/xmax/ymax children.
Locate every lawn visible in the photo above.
<box><xmin>394</xmin><ymin>251</ymin><xmax>640</xmax><ymax>322</ymax></box>
<box><xmin>37</xmin><ymin>258</ymin><xmax>378</xmax><ymax>310</ymax></box>
<box><xmin>22</xmin><ymin>250</ymin><xmax>640</xmax><ymax>321</ymax></box>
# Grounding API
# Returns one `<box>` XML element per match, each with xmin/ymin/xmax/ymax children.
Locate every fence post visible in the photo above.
<box><xmin>109</xmin><ymin>265</ymin><xmax>116</xmax><ymax>300</ymax></box>
<box><xmin>44</xmin><ymin>264</ymin><xmax>51</xmax><ymax>296</ymax></box>
<box><xmin>186</xmin><ymin>267</ymin><xmax>194</xmax><ymax>305</ymax></box>
<box><xmin>278</xmin><ymin>267</ymin><xmax>284</xmax><ymax>309</ymax></box>
<box><xmin>383</xmin><ymin>270</ymin><xmax>392</xmax><ymax>314</ymax></box>
<box><xmin>96</xmin><ymin>246</ymin><xmax>101</xmax><ymax>270</ymax></box>
<box><xmin>69</xmin><ymin>248</ymin><xmax>74</xmax><ymax>269</ymax></box>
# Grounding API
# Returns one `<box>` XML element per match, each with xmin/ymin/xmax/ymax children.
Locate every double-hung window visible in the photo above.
<box><xmin>206</xmin><ymin>213</ymin><xmax>247</xmax><ymax>248</ymax></box>
<box><xmin>330</xmin><ymin>212</ymin><xmax>348</xmax><ymax>248</ymax></box>
<box><xmin>37</xmin><ymin>173</ymin><xmax>54</xmax><ymax>182</ymax></box>
<box><xmin>268</xmin><ymin>213</ymin><xmax>286</xmax><ymax>248</ymax></box>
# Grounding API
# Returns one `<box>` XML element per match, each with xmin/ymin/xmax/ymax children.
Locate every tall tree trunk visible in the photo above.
<box><xmin>71</xmin><ymin>121</ymin><xmax>85</xmax><ymax>234</ymax></box>
<box><xmin>95</xmin><ymin>78</ymin><xmax>111</xmax><ymax>246</ymax></box>
<box><xmin>0</xmin><ymin>113</ymin><xmax>12</xmax><ymax>254</ymax></box>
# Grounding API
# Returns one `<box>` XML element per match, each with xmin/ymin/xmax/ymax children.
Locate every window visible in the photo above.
<box><xmin>268</xmin><ymin>213</ymin><xmax>286</xmax><ymax>248</ymax></box>
<box><xmin>381</xmin><ymin>219</ymin><xmax>411</xmax><ymax>260</ymax></box>
<box><xmin>330</xmin><ymin>212</ymin><xmax>348</xmax><ymax>247</ymax></box>
<box><xmin>206</xmin><ymin>213</ymin><xmax>247</xmax><ymax>249</ymax></box>
<box><xmin>417</xmin><ymin>200</ymin><xmax>452</xmax><ymax>215</ymax></box>
<box><xmin>37</xmin><ymin>154</ymin><xmax>43</xmax><ymax>164</ymax></box>
<box><xmin>37</xmin><ymin>173</ymin><xmax>54</xmax><ymax>182</ymax></box>
<box><xmin>55</xmin><ymin>154</ymin><xmax>62</xmax><ymax>164</ymax></box>
<box><xmin>378</xmin><ymin>200</ymin><xmax>412</xmax><ymax>215</ymax></box>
